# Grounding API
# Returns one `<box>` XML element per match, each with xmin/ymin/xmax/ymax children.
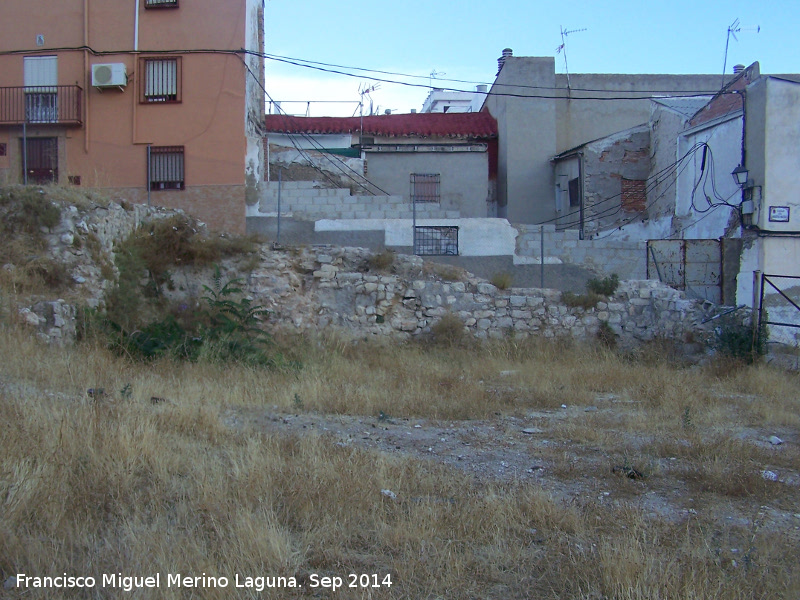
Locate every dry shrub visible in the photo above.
<box><xmin>367</xmin><ymin>249</ymin><xmax>396</xmax><ymax>272</ymax></box>
<box><xmin>429</xmin><ymin>312</ymin><xmax>467</xmax><ymax>347</ymax></box>
<box><xmin>123</xmin><ymin>215</ymin><xmax>257</xmax><ymax>286</ymax></box>
<box><xmin>561</xmin><ymin>290</ymin><xmax>605</xmax><ymax>309</ymax></box>
<box><xmin>424</xmin><ymin>261</ymin><xmax>467</xmax><ymax>282</ymax></box>
<box><xmin>490</xmin><ymin>271</ymin><xmax>513</xmax><ymax>290</ymax></box>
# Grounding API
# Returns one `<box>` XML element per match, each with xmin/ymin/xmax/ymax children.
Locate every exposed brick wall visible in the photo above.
<box><xmin>105</xmin><ymin>185</ymin><xmax>246</xmax><ymax>234</ymax></box>
<box><xmin>621</xmin><ymin>179</ymin><xmax>647</xmax><ymax>213</ymax></box>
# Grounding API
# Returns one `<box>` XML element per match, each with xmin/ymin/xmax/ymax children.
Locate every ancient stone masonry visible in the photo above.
<box><xmin>19</xmin><ymin>199</ymin><xmax>716</xmax><ymax>347</ymax></box>
<box><xmin>245</xmin><ymin>246</ymin><xmax>716</xmax><ymax>345</ymax></box>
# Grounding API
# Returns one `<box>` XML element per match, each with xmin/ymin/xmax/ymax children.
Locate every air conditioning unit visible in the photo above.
<box><xmin>92</xmin><ymin>63</ymin><xmax>127</xmax><ymax>89</ymax></box>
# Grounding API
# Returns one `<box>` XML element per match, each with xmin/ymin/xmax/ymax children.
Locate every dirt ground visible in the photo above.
<box><xmin>223</xmin><ymin>399</ymin><xmax>800</xmax><ymax>540</ymax></box>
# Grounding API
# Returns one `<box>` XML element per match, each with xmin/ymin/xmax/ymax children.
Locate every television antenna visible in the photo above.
<box><xmin>721</xmin><ymin>18</ymin><xmax>760</xmax><ymax>89</ymax></box>
<box><xmin>557</xmin><ymin>26</ymin><xmax>587</xmax><ymax>91</ymax></box>
<box><xmin>429</xmin><ymin>69</ymin><xmax>446</xmax><ymax>89</ymax></box>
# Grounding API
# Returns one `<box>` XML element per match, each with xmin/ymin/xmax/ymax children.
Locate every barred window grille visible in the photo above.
<box><xmin>145</xmin><ymin>0</ymin><xmax>179</xmax><ymax>7</ymax></box>
<box><xmin>411</xmin><ymin>173</ymin><xmax>440</xmax><ymax>203</ymax></box>
<box><xmin>142</xmin><ymin>58</ymin><xmax>180</xmax><ymax>102</ymax></box>
<box><xmin>414</xmin><ymin>226</ymin><xmax>458</xmax><ymax>256</ymax></box>
<box><xmin>149</xmin><ymin>146</ymin><xmax>184</xmax><ymax>190</ymax></box>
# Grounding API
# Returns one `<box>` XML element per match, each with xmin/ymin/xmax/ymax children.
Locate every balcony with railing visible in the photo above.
<box><xmin>0</xmin><ymin>86</ymin><xmax>83</xmax><ymax>126</ymax></box>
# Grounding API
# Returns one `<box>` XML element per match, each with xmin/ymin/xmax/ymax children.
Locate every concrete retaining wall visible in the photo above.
<box><xmin>253</xmin><ymin>181</ymin><xmax>458</xmax><ymax>221</ymax></box>
<box><xmin>515</xmin><ymin>223</ymin><xmax>647</xmax><ymax>280</ymax></box>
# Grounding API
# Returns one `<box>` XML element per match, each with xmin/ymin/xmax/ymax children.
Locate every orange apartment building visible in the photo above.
<box><xmin>0</xmin><ymin>0</ymin><xmax>265</xmax><ymax>233</ymax></box>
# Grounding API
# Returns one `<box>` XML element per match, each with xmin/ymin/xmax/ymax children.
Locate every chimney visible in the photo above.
<box><xmin>497</xmin><ymin>48</ymin><xmax>513</xmax><ymax>75</ymax></box>
<box><xmin>733</xmin><ymin>64</ymin><xmax>746</xmax><ymax>74</ymax></box>
<box><xmin>475</xmin><ymin>84</ymin><xmax>488</xmax><ymax>93</ymax></box>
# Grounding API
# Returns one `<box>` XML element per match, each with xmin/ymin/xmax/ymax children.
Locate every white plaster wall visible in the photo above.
<box><xmin>244</xmin><ymin>0</ymin><xmax>265</xmax><ymax>196</ymax></box>
<box><xmin>269</xmin><ymin>133</ymin><xmax>354</xmax><ymax>150</ymax></box>
<box><xmin>761</xmin><ymin>78</ymin><xmax>800</xmax><ymax>232</ymax></box>
<box><xmin>675</xmin><ymin>115</ymin><xmax>742</xmax><ymax>239</ymax></box>
<box><xmin>316</xmin><ymin>218</ymin><xmax>519</xmax><ymax>257</ymax></box>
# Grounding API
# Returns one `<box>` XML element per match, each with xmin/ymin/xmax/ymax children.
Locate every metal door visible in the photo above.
<box><xmin>23</xmin><ymin>137</ymin><xmax>58</xmax><ymax>184</ymax></box>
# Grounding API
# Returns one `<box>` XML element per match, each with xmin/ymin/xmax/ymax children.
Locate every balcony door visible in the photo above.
<box><xmin>24</xmin><ymin>56</ymin><xmax>58</xmax><ymax>123</ymax></box>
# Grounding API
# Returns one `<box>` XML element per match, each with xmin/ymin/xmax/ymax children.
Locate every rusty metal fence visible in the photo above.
<box><xmin>646</xmin><ymin>239</ymin><xmax>722</xmax><ymax>303</ymax></box>
<box><xmin>758</xmin><ymin>274</ymin><xmax>800</xmax><ymax>347</ymax></box>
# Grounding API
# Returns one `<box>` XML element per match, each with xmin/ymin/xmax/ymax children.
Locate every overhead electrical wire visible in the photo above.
<box><xmin>257</xmin><ymin>51</ymin><xmax>729</xmax><ymax>95</ymax></box>
<box><xmin>538</xmin><ymin>142</ymin><xmax>709</xmax><ymax>231</ymax></box>
<box><xmin>239</xmin><ymin>57</ymin><xmax>391</xmax><ymax>196</ymax></box>
<box><xmin>0</xmin><ymin>45</ymin><xmax>734</xmax><ymax>102</ymax></box>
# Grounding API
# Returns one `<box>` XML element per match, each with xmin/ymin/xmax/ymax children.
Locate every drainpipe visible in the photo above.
<box><xmin>84</xmin><ymin>0</ymin><xmax>89</xmax><ymax>153</ymax></box>
<box><xmin>132</xmin><ymin>0</ymin><xmax>140</xmax><ymax>146</ymax></box>
<box><xmin>578</xmin><ymin>150</ymin><xmax>585</xmax><ymax>240</ymax></box>
<box><xmin>134</xmin><ymin>0</ymin><xmax>139</xmax><ymax>51</ymax></box>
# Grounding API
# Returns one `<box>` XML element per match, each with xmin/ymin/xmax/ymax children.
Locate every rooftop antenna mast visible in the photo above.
<box><xmin>557</xmin><ymin>26</ymin><xmax>587</xmax><ymax>92</ymax></box>
<box><xmin>721</xmin><ymin>18</ymin><xmax>760</xmax><ymax>89</ymax></box>
<box><xmin>357</xmin><ymin>82</ymin><xmax>380</xmax><ymax>145</ymax></box>
<box><xmin>429</xmin><ymin>69</ymin><xmax>446</xmax><ymax>89</ymax></box>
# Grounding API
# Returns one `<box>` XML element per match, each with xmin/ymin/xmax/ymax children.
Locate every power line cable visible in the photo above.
<box><xmin>0</xmin><ymin>45</ymin><xmax>734</xmax><ymax>102</ymax></box>
<box><xmin>258</xmin><ymin>51</ymin><xmax>731</xmax><ymax>96</ymax></box>
<box><xmin>240</xmin><ymin>56</ymin><xmax>391</xmax><ymax>196</ymax></box>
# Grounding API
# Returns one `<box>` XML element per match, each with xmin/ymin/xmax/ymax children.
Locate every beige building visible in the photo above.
<box><xmin>483</xmin><ymin>51</ymin><xmax>729</xmax><ymax>224</ymax></box>
<box><xmin>0</xmin><ymin>0</ymin><xmax>265</xmax><ymax>233</ymax></box>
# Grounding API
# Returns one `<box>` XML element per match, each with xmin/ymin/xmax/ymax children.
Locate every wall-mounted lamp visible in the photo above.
<box><xmin>731</xmin><ymin>164</ymin><xmax>749</xmax><ymax>187</ymax></box>
<box><xmin>732</xmin><ymin>164</ymin><xmax>760</xmax><ymax>228</ymax></box>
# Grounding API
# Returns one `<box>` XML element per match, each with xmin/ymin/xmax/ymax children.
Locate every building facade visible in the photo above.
<box><xmin>262</xmin><ymin>112</ymin><xmax>498</xmax><ymax>219</ymax></box>
<box><xmin>0</xmin><ymin>0</ymin><xmax>265</xmax><ymax>233</ymax></box>
<box><xmin>482</xmin><ymin>51</ymin><xmax>728</xmax><ymax>224</ymax></box>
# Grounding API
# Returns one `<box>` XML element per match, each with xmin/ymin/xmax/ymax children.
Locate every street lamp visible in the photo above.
<box><xmin>731</xmin><ymin>164</ymin><xmax>749</xmax><ymax>187</ymax></box>
<box><xmin>732</xmin><ymin>164</ymin><xmax>755</xmax><ymax>227</ymax></box>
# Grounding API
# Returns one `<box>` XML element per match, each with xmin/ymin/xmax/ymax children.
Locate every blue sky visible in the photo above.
<box><xmin>263</xmin><ymin>0</ymin><xmax>799</xmax><ymax>116</ymax></box>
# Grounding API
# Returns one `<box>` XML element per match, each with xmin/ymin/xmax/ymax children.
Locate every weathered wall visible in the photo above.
<box><xmin>251</xmin><ymin>181</ymin><xmax>456</xmax><ymax>221</ymax></box>
<box><xmin>515</xmin><ymin>224</ymin><xmax>647</xmax><ymax>280</ymax></box>
<box><xmin>737</xmin><ymin>78</ymin><xmax>800</xmax><ymax>312</ymax></box>
<box><xmin>19</xmin><ymin>200</ymin><xmax>715</xmax><ymax>348</ymax></box>
<box><xmin>107</xmin><ymin>185</ymin><xmax>246</xmax><ymax>234</ymax></box>
<box><xmin>484</xmin><ymin>56</ymin><xmax>728</xmax><ymax>224</ymax></box>
<box><xmin>675</xmin><ymin>114</ymin><xmax>742</xmax><ymax>239</ymax></box>
<box><xmin>227</xmin><ymin>247</ymin><xmax>715</xmax><ymax>346</ymax></box>
<box><xmin>365</xmin><ymin>149</ymin><xmax>490</xmax><ymax>218</ymax></box>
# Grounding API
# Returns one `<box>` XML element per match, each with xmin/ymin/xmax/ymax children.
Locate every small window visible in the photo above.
<box><xmin>568</xmin><ymin>177</ymin><xmax>580</xmax><ymax>207</ymax></box>
<box><xmin>0</xmin><ymin>143</ymin><xmax>7</xmax><ymax>157</ymax></box>
<box><xmin>410</xmin><ymin>173</ymin><xmax>440</xmax><ymax>203</ymax></box>
<box><xmin>145</xmin><ymin>0</ymin><xmax>179</xmax><ymax>7</ymax></box>
<box><xmin>140</xmin><ymin>57</ymin><xmax>181</xmax><ymax>103</ymax></box>
<box><xmin>149</xmin><ymin>146</ymin><xmax>184</xmax><ymax>190</ymax></box>
<box><xmin>68</xmin><ymin>175</ymin><xmax>81</xmax><ymax>186</ymax></box>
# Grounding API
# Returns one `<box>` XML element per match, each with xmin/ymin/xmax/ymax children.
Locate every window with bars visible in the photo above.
<box><xmin>140</xmin><ymin>58</ymin><xmax>181</xmax><ymax>103</ymax></box>
<box><xmin>410</xmin><ymin>173</ymin><xmax>440</xmax><ymax>203</ymax></box>
<box><xmin>414</xmin><ymin>226</ymin><xmax>458</xmax><ymax>256</ymax></box>
<box><xmin>145</xmin><ymin>0</ymin><xmax>179</xmax><ymax>7</ymax></box>
<box><xmin>148</xmin><ymin>146</ymin><xmax>184</xmax><ymax>190</ymax></box>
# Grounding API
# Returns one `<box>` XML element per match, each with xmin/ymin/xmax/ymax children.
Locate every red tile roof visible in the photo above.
<box><xmin>264</xmin><ymin>111</ymin><xmax>497</xmax><ymax>139</ymax></box>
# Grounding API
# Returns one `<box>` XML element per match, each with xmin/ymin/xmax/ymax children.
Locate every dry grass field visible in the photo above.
<box><xmin>0</xmin><ymin>185</ymin><xmax>798</xmax><ymax>598</ymax></box>
<box><xmin>1</xmin><ymin>321</ymin><xmax>799</xmax><ymax>599</ymax></box>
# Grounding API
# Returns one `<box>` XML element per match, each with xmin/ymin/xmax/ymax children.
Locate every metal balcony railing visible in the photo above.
<box><xmin>0</xmin><ymin>86</ymin><xmax>83</xmax><ymax>126</ymax></box>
